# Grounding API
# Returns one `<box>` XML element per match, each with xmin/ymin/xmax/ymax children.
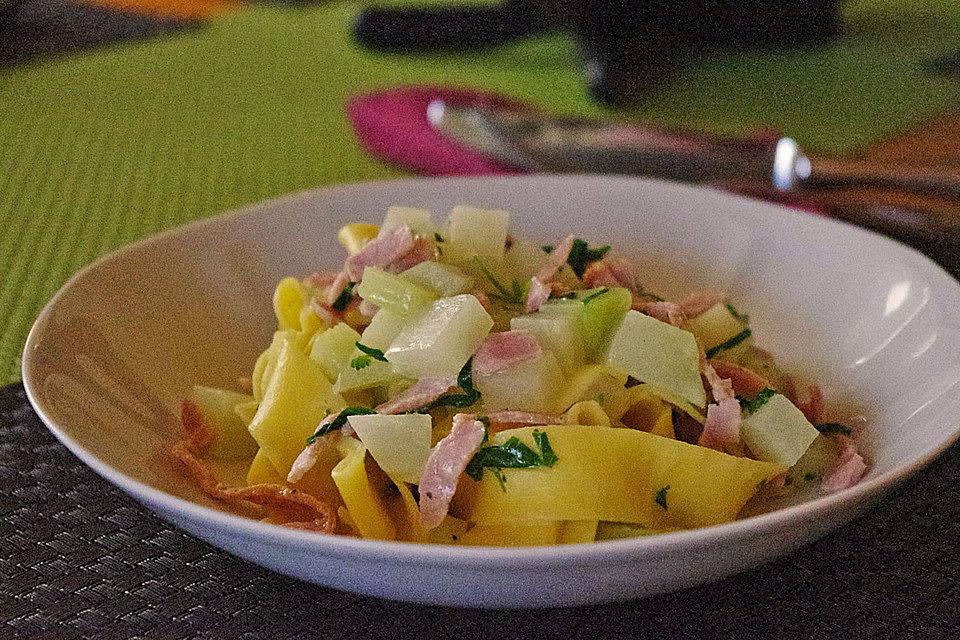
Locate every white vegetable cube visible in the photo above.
<box><xmin>359</xmin><ymin>309</ymin><xmax>407</xmax><ymax>350</ymax></box>
<box><xmin>510</xmin><ymin>308</ymin><xmax>585</xmax><ymax>375</ymax></box>
<box><xmin>382</xmin><ymin>206</ymin><xmax>435</xmax><ymax>237</ymax></box>
<box><xmin>309</xmin><ymin>323</ymin><xmax>362</xmax><ymax>382</ymax></box>
<box><xmin>357</xmin><ymin>267</ymin><xmax>438</xmax><ymax>319</ymax></box>
<box><xmin>505</xmin><ymin>237</ymin><xmax>550</xmax><ymax>281</ymax></box>
<box><xmin>605</xmin><ymin>310</ymin><xmax>706</xmax><ymax>409</ymax></box>
<box><xmin>347</xmin><ymin>413</ymin><xmax>433</xmax><ymax>484</ymax></box>
<box><xmin>687</xmin><ymin>302</ymin><xmax>751</xmax><ymax>354</ymax></box>
<box><xmin>741</xmin><ymin>393</ymin><xmax>820</xmax><ymax>467</ymax></box>
<box><xmin>475</xmin><ymin>352</ymin><xmax>565</xmax><ymax>413</ymax></box>
<box><xmin>446</xmin><ymin>205</ymin><xmax>510</xmax><ymax>264</ymax></box>
<box><xmin>401</xmin><ymin>261</ymin><xmax>474</xmax><ymax>298</ymax></box>
<box><xmin>334</xmin><ymin>360</ymin><xmax>404</xmax><ymax>396</ymax></box>
<box><xmin>385</xmin><ymin>294</ymin><xmax>493</xmax><ymax>379</ymax></box>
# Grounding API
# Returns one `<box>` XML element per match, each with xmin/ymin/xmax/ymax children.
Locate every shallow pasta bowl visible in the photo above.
<box><xmin>22</xmin><ymin>175</ymin><xmax>960</xmax><ymax>607</ymax></box>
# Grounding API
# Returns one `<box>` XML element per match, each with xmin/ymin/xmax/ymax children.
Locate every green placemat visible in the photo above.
<box><xmin>2</xmin><ymin>0</ymin><xmax>959</xmax><ymax>384</ymax></box>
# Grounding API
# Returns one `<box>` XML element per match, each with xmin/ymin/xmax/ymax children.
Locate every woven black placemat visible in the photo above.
<box><xmin>2</xmin><ymin>380</ymin><xmax>960</xmax><ymax>639</ymax></box>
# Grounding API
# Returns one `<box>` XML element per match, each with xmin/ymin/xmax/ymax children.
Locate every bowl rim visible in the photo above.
<box><xmin>21</xmin><ymin>174</ymin><xmax>960</xmax><ymax>567</ymax></box>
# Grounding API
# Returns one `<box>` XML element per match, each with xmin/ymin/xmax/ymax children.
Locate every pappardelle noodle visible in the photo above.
<box><xmin>174</xmin><ymin>205</ymin><xmax>867</xmax><ymax>546</ymax></box>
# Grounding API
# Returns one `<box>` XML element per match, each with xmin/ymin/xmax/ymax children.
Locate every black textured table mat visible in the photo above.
<box><xmin>2</xmin><ymin>382</ymin><xmax>960</xmax><ymax>638</ymax></box>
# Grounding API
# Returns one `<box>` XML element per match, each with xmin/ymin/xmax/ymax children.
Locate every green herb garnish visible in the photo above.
<box><xmin>434</xmin><ymin>232</ymin><xmax>445</xmax><ymax>243</ymax></box>
<box><xmin>743</xmin><ymin>387</ymin><xmax>776</xmax><ymax>415</ymax></box>
<box><xmin>726</xmin><ymin>303</ymin><xmax>750</xmax><ymax>323</ymax></box>
<box><xmin>635</xmin><ymin>285</ymin><xmax>663</xmax><ymax>302</ymax></box>
<box><xmin>804</xmin><ymin>472</ymin><xmax>819</xmax><ymax>482</ymax></box>
<box><xmin>430</xmin><ymin>358</ymin><xmax>481</xmax><ymax>408</ymax></box>
<box><xmin>542</xmin><ymin>245</ymin><xmax>554</xmax><ymax>254</ymax></box>
<box><xmin>331</xmin><ymin>282</ymin><xmax>356</xmax><ymax>312</ymax></box>
<box><xmin>567</xmin><ymin>238</ymin><xmax>610</xmax><ymax>279</ymax></box>
<box><xmin>464</xmin><ymin>429</ymin><xmax>559</xmax><ymax>484</ymax></box>
<box><xmin>305</xmin><ymin>407</ymin><xmax>377</xmax><ymax>444</ymax></box>
<box><xmin>816</xmin><ymin>422</ymin><xmax>852</xmax><ymax>436</ymax></box>
<box><xmin>350</xmin><ymin>342</ymin><xmax>388</xmax><ymax>370</ymax></box>
<box><xmin>654</xmin><ymin>485</ymin><xmax>670</xmax><ymax>510</ymax></box>
<box><xmin>473</xmin><ymin>257</ymin><xmax>527</xmax><ymax>304</ymax></box>
<box><xmin>580</xmin><ymin>288</ymin><xmax>609</xmax><ymax>305</ymax></box>
<box><xmin>704</xmin><ymin>328</ymin><xmax>752</xmax><ymax>359</ymax></box>
<box><xmin>350</xmin><ymin>356</ymin><xmax>371</xmax><ymax>370</ymax></box>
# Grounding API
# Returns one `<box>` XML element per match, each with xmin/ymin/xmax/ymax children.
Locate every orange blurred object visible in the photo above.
<box><xmin>77</xmin><ymin>0</ymin><xmax>239</xmax><ymax>19</ymax></box>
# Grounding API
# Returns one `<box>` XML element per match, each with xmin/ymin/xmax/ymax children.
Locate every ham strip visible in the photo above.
<box><xmin>698</xmin><ymin>364</ymin><xmax>742</xmax><ymax>453</ymax></box>
<box><xmin>304</xmin><ymin>270</ymin><xmax>340</xmax><ymax>290</ymax></box>
<box><xmin>376</xmin><ymin>376</ymin><xmax>458</xmax><ymax>415</ymax></box>
<box><xmin>790</xmin><ymin>379</ymin><xmax>824</xmax><ymax>424</ymax></box>
<box><xmin>287</xmin><ymin>414</ymin><xmax>339</xmax><ymax>483</ymax></box>
<box><xmin>343</xmin><ymin>225</ymin><xmax>415</xmax><ymax>281</ymax></box>
<box><xmin>641</xmin><ymin>300</ymin><xmax>687</xmax><ymax>328</ymax></box>
<box><xmin>472</xmin><ymin>330</ymin><xmax>542</xmax><ymax>376</ymax></box>
<box><xmin>389</xmin><ymin>236</ymin><xmax>433</xmax><ymax>273</ymax></box>
<box><xmin>181</xmin><ymin>399</ymin><xmax>213</xmax><ymax>451</ymax></box>
<box><xmin>707</xmin><ymin>359</ymin><xmax>772</xmax><ymax>399</ymax></box>
<box><xmin>524</xmin><ymin>235</ymin><xmax>574</xmax><ymax>312</ymax></box>
<box><xmin>822</xmin><ymin>435</ymin><xmax>867</xmax><ymax>493</ymax></box>
<box><xmin>418</xmin><ymin>413</ymin><xmax>486</xmax><ymax>529</ymax></box>
<box><xmin>173</xmin><ymin>443</ymin><xmax>337</xmax><ymax>533</ymax></box>
<box><xmin>486</xmin><ymin>411</ymin><xmax>562</xmax><ymax>431</ymax></box>
<box><xmin>582</xmin><ymin>256</ymin><xmax>637</xmax><ymax>291</ymax></box>
<box><xmin>677</xmin><ymin>290</ymin><xmax>724</xmax><ymax>319</ymax></box>
<box><xmin>358</xmin><ymin>299</ymin><xmax>379</xmax><ymax>318</ymax></box>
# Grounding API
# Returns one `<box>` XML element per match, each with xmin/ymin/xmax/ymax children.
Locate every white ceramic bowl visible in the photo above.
<box><xmin>22</xmin><ymin>176</ymin><xmax>960</xmax><ymax>608</ymax></box>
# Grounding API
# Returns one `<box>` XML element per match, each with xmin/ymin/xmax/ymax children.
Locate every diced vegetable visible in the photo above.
<box><xmin>401</xmin><ymin>261</ymin><xmax>474</xmax><ymax>298</ymax></box>
<box><xmin>309</xmin><ymin>323</ymin><xmax>362</xmax><ymax>382</ymax></box>
<box><xmin>356</xmin><ymin>267</ymin><xmax>438</xmax><ymax>319</ymax></box>
<box><xmin>334</xmin><ymin>360</ymin><xmax>405</xmax><ymax>398</ymax></box>
<box><xmin>474</xmin><ymin>352</ymin><xmax>565</xmax><ymax>413</ymax></box>
<box><xmin>606</xmin><ymin>310</ymin><xmax>706</xmax><ymax>409</ymax></box>
<box><xmin>787</xmin><ymin>434</ymin><xmax>839</xmax><ymax>485</ymax></box>
<box><xmin>382</xmin><ymin>206</ymin><xmax>434</xmax><ymax>237</ymax></box>
<box><xmin>358</xmin><ymin>309</ymin><xmax>407</xmax><ymax>350</ymax></box>
<box><xmin>385</xmin><ymin>294</ymin><xmax>493</xmax><ymax>379</ymax></box>
<box><xmin>338</xmin><ymin>223</ymin><xmax>379</xmax><ymax>255</ymax></box>
<box><xmin>555</xmin><ymin>364</ymin><xmax>629</xmax><ymax>414</ymax></box>
<box><xmin>187</xmin><ymin>386</ymin><xmax>259</xmax><ymax>460</ymax></box>
<box><xmin>450</xmin><ymin>425</ymin><xmax>784</xmax><ymax>529</ymax></box>
<box><xmin>740</xmin><ymin>393</ymin><xmax>819</xmax><ymax>467</ymax></box>
<box><xmin>247</xmin><ymin>338</ymin><xmax>345</xmax><ymax>475</ymax></box>
<box><xmin>233</xmin><ymin>400</ymin><xmax>259</xmax><ymax>425</ymax></box>
<box><xmin>686</xmin><ymin>302</ymin><xmax>751</xmax><ymax>354</ymax></box>
<box><xmin>504</xmin><ymin>237</ymin><xmax>550</xmax><ymax>281</ymax></box>
<box><xmin>347</xmin><ymin>413</ymin><xmax>433</xmax><ymax>484</ymax></box>
<box><xmin>445</xmin><ymin>205</ymin><xmax>509</xmax><ymax>265</ymax></box>
<box><xmin>578</xmin><ymin>287</ymin><xmax>632</xmax><ymax>362</ymax></box>
<box><xmin>510</xmin><ymin>306</ymin><xmax>585</xmax><ymax>375</ymax></box>
<box><xmin>331</xmin><ymin>437</ymin><xmax>396</xmax><ymax>540</ymax></box>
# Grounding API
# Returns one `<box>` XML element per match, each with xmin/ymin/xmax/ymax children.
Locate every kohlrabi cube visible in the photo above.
<box><xmin>687</xmin><ymin>302</ymin><xmax>751</xmax><ymax>356</ymax></box>
<box><xmin>356</xmin><ymin>266</ymin><xmax>438</xmax><ymax>319</ymax></box>
<box><xmin>577</xmin><ymin>286</ymin><xmax>632</xmax><ymax>362</ymax></box>
<box><xmin>555</xmin><ymin>364</ymin><xmax>629</xmax><ymax>414</ymax></box>
<box><xmin>187</xmin><ymin>386</ymin><xmax>259</xmax><ymax>460</ymax></box>
<box><xmin>359</xmin><ymin>309</ymin><xmax>407</xmax><ymax>350</ymax></box>
<box><xmin>504</xmin><ymin>237</ymin><xmax>550</xmax><ymax>281</ymax></box>
<box><xmin>347</xmin><ymin>413</ymin><xmax>433</xmax><ymax>484</ymax></box>
<box><xmin>382</xmin><ymin>206</ymin><xmax>435</xmax><ymax>237</ymax></box>
<box><xmin>786</xmin><ymin>434</ymin><xmax>840</xmax><ymax>486</ymax></box>
<box><xmin>510</xmin><ymin>307</ymin><xmax>585</xmax><ymax>375</ymax></box>
<box><xmin>446</xmin><ymin>205</ymin><xmax>509</xmax><ymax>265</ymax></box>
<box><xmin>741</xmin><ymin>393</ymin><xmax>820</xmax><ymax>467</ymax></box>
<box><xmin>385</xmin><ymin>294</ymin><xmax>494</xmax><ymax>379</ymax></box>
<box><xmin>309</xmin><ymin>323</ymin><xmax>362</xmax><ymax>382</ymax></box>
<box><xmin>474</xmin><ymin>351</ymin><xmax>565</xmax><ymax>413</ymax></box>
<box><xmin>605</xmin><ymin>310</ymin><xmax>706</xmax><ymax>409</ymax></box>
<box><xmin>334</xmin><ymin>360</ymin><xmax>404</xmax><ymax>397</ymax></box>
<box><xmin>401</xmin><ymin>261</ymin><xmax>474</xmax><ymax>298</ymax></box>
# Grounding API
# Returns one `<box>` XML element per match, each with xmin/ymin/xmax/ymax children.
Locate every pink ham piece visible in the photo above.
<box><xmin>822</xmin><ymin>435</ymin><xmax>867</xmax><ymax>493</ymax></box>
<box><xmin>376</xmin><ymin>376</ymin><xmax>458</xmax><ymax>415</ymax></box>
<box><xmin>698</xmin><ymin>363</ymin><xmax>742</xmax><ymax>454</ymax></box>
<box><xmin>388</xmin><ymin>236</ymin><xmax>433</xmax><ymax>273</ymax></box>
<box><xmin>486</xmin><ymin>411</ymin><xmax>562</xmax><ymax>431</ymax></box>
<box><xmin>418</xmin><ymin>413</ymin><xmax>486</xmax><ymax>529</ymax></box>
<box><xmin>524</xmin><ymin>235</ymin><xmax>574</xmax><ymax>312</ymax></box>
<box><xmin>343</xmin><ymin>225</ymin><xmax>416</xmax><ymax>281</ymax></box>
<box><xmin>304</xmin><ymin>270</ymin><xmax>340</xmax><ymax>290</ymax></box>
<box><xmin>472</xmin><ymin>330</ymin><xmax>542</xmax><ymax>376</ymax></box>
<box><xmin>790</xmin><ymin>379</ymin><xmax>824</xmax><ymax>425</ymax></box>
<box><xmin>582</xmin><ymin>256</ymin><xmax>637</xmax><ymax>291</ymax></box>
<box><xmin>310</xmin><ymin>297</ymin><xmax>341</xmax><ymax>327</ymax></box>
<box><xmin>677</xmin><ymin>290</ymin><xmax>725</xmax><ymax>319</ymax></box>
<box><xmin>326</xmin><ymin>271</ymin><xmax>353</xmax><ymax>306</ymax></box>
<box><xmin>641</xmin><ymin>300</ymin><xmax>687</xmax><ymax>328</ymax></box>
<box><xmin>181</xmin><ymin>399</ymin><xmax>213</xmax><ymax>451</ymax></box>
<box><xmin>287</xmin><ymin>413</ymin><xmax>339</xmax><ymax>483</ymax></box>
<box><xmin>470</xmin><ymin>289</ymin><xmax>491</xmax><ymax>309</ymax></box>
<box><xmin>358</xmin><ymin>299</ymin><xmax>379</xmax><ymax>319</ymax></box>
<box><xmin>707</xmin><ymin>359</ymin><xmax>773</xmax><ymax>399</ymax></box>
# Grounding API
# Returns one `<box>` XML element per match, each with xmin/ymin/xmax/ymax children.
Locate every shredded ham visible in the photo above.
<box><xmin>641</xmin><ymin>300</ymin><xmax>687</xmax><ymax>328</ymax></box>
<box><xmin>822</xmin><ymin>435</ymin><xmax>867</xmax><ymax>493</ymax></box>
<box><xmin>698</xmin><ymin>364</ymin><xmax>742</xmax><ymax>454</ymax></box>
<box><xmin>342</xmin><ymin>225</ymin><xmax>415</xmax><ymax>281</ymax></box>
<box><xmin>304</xmin><ymin>270</ymin><xmax>339</xmax><ymax>290</ymax></box>
<box><xmin>358</xmin><ymin>299</ymin><xmax>379</xmax><ymax>318</ymax></box>
<box><xmin>790</xmin><ymin>379</ymin><xmax>824</xmax><ymax>424</ymax></box>
<box><xmin>485</xmin><ymin>411</ymin><xmax>562</xmax><ymax>431</ymax></box>
<box><xmin>389</xmin><ymin>236</ymin><xmax>433</xmax><ymax>273</ymax></box>
<box><xmin>326</xmin><ymin>271</ymin><xmax>353</xmax><ymax>306</ymax></box>
<box><xmin>677</xmin><ymin>290</ymin><xmax>725</xmax><ymax>319</ymax></box>
<box><xmin>310</xmin><ymin>297</ymin><xmax>341</xmax><ymax>327</ymax></box>
<box><xmin>287</xmin><ymin>414</ymin><xmax>339</xmax><ymax>483</ymax></box>
<box><xmin>471</xmin><ymin>289</ymin><xmax>491</xmax><ymax>309</ymax></box>
<box><xmin>376</xmin><ymin>376</ymin><xmax>458</xmax><ymax>415</ymax></box>
<box><xmin>582</xmin><ymin>256</ymin><xmax>637</xmax><ymax>291</ymax></box>
<box><xmin>524</xmin><ymin>235</ymin><xmax>574</xmax><ymax>312</ymax></box>
<box><xmin>181</xmin><ymin>400</ymin><xmax>213</xmax><ymax>451</ymax></box>
<box><xmin>707</xmin><ymin>359</ymin><xmax>772</xmax><ymax>399</ymax></box>
<box><xmin>418</xmin><ymin>413</ymin><xmax>486</xmax><ymax>529</ymax></box>
<box><xmin>173</xmin><ymin>443</ymin><xmax>337</xmax><ymax>533</ymax></box>
<box><xmin>703</xmin><ymin>363</ymin><xmax>735</xmax><ymax>403</ymax></box>
<box><xmin>472</xmin><ymin>330</ymin><xmax>542</xmax><ymax>376</ymax></box>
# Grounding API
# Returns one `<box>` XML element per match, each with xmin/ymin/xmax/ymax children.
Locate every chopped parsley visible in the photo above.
<box><xmin>305</xmin><ymin>407</ymin><xmax>376</xmax><ymax>444</ymax></box>
<box><xmin>704</xmin><ymin>328</ymin><xmax>752</xmax><ymax>359</ymax></box>
<box><xmin>635</xmin><ymin>284</ymin><xmax>663</xmax><ymax>302</ymax></box>
<box><xmin>542</xmin><ymin>245</ymin><xmax>554</xmax><ymax>254</ymax></box>
<box><xmin>558</xmin><ymin>291</ymin><xmax>579</xmax><ymax>300</ymax></box>
<box><xmin>473</xmin><ymin>257</ymin><xmax>527</xmax><ymax>304</ymax></box>
<box><xmin>351</xmin><ymin>342</ymin><xmax>388</xmax><ymax>370</ymax></box>
<box><xmin>434</xmin><ymin>232</ymin><xmax>445</xmax><ymax>243</ymax></box>
<box><xmin>804</xmin><ymin>472</ymin><xmax>819</xmax><ymax>482</ymax></box>
<box><xmin>330</xmin><ymin>282</ymin><xmax>356</xmax><ymax>312</ymax></box>
<box><xmin>580</xmin><ymin>288</ymin><xmax>609</xmax><ymax>305</ymax></box>
<box><xmin>464</xmin><ymin>429</ymin><xmax>559</xmax><ymax>485</ymax></box>
<box><xmin>567</xmin><ymin>238</ymin><xmax>610</xmax><ymax>279</ymax></box>
<box><xmin>654</xmin><ymin>485</ymin><xmax>670</xmax><ymax>510</ymax></box>
<box><xmin>726</xmin><ymin>303</ymin><xmax>750</xmax><ymax>323</ymax></box>
<box><xmin>815</xmin><ymin>422</ymin><xmax>852</xmax><ymax>436</ymax></box>
<box><xmin>743</xmin><ymin>387</ymin><xmax>776</xmax><ymax>415</ymax></box>
<box><xmin>430</xmin><ymin>358</ymin><xmax>481</xmax><ymax>408</ymax></box>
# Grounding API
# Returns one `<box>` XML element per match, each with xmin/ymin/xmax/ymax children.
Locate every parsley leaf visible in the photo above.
<box><xmin>567</xmin><ymin>238</ymin><xmax>610</xmax><ymax>279</ymax></box>
<box><xmin>430</xmin><ymin>358</ymin><xmax>481</xmax><ymax>408</ymax></box>
<box><xmin>464</xmin><ymin>430</ymin><xmax>559</xmax><ymax>483</ymax></box>
<box><xmin>355</xmin><ymin>342</ymin><xmax>388</xmax><ymax>361</ymax></box>
<box><xmin>654</xmin><ymin>485</ymin><xmax>670</xmax><ymax>510</ymax></box>
<box><xmin>305</xmin><ymin>407</ymin><xmax>377</xmax><ymax>444</ymax></box>
<box><xmin>743</xmin><ymin>387</ymin><xmax>776</xmax><ymax>415</ymax></box>
<box><xmin>542</xmin><ymin>245</ymin><xmax>554</xmax><ymax>254</ymax></box>
<box><xmin>350</xmin><ymin>355</ymin><xmax>372</xmax><ymax>370</ymax></box>
<box><xmin>331</xmin><ymin>282</ymin><xmax>356</xmax><ymax>312</ymax></box>
<box><xmin>473</xmin><ymin>257</ymin><xmax>527</xmax><ymax>304</ymax></box>
<box><xmin>726</xmin><ymin>303</ymin><xmax>750</xmax><ymax>323</ymax></box>
<box><xmin>704</xmin><ymin>328</ymin><xmax>752</xmax><ymax>359</ymax></box>
<box><xmin>635</xmin><ymin>285</ymin><xmax>663</xmax><ymax>302</ymax></box>
<box><xmin>580</xmin><ymin>288</ymin><xmax>609</xmax><ymax>305</ymax></box>
<box><xmin>434</xmin><ymin>232</ymin><xmax>445</xmax><ymax>243</ymax></box>
<box><xmin>816</xmin><ymin>422</ymin><xmax>852</xmax><ymax>436</ymax></box>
